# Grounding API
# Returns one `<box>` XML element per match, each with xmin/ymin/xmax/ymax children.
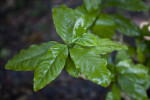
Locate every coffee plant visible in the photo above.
<box><xmin>5</xmin><ymin>0</ymin><xmax>150</xmax><ymax>100</ymax></box>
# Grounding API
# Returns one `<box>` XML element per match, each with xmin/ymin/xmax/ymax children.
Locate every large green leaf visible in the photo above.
<box><xmin>74</xmin><ymin>6</ymin><xmax>97</xmax><ymax>28</ymax></box>
<box><xmin>53</xmin><ymin>5</ymin><xmax>76</xmax><ymax>43</ymax></box>
<box><xmin>5</xmin><ymin>41</ymin><xmax>57</xmax><ymax>71</ymax></box>
<box><xmin>94</xmin><ymin>36</ymin><xmax>128</xmax><ymax>54</ymax></box>
<box><xmin>93</xmin><ymin>13</ymin><xmax>116</xmax><ymax>38</ymax></box>
<box><xmin>65</xmin><ymin>56</ymin><xmax>79</xmax><ymax>78</ymax></box>
<box><xmin>84</xmin><ymin>0</ymin><xmax>101</xmax><ymax>13</ymax></box>
<box><xmin>72</xmin><ymin>16</ymin><xmax>86</xmax><ymax>42</ymax></box>
<box><xmin>102</xmin><ymin>0</ymin><xmax>148</xmax><ymax>11</ymax></box>
<box><xmin>74</xmin><ymin>33</ymin><xmax>97</xmax><ymax>46</ymax></box>
<box><xmin>118</xmin><ymin>75</ymin><xmax>148</xmax><ymax>100</ymax></box>
<box><xmin>106</xmin><ymin>83</ymin><xmax>121</xmax><ymax>100</ymax></box>
<box><xmin>70</xmin><ymin>47</ymin><xmax>111</xmax><ymax>87</ymax></box>
<box><xmin>111</xmin><ymin>14</ymin><xmax>140</xmax><ymax>36</ymax></box>
<box><xmin>34</xmin><ymin>43</ymin><xmax>68</xmax><ymax>91</ymax></box>
<box><xmin>116</xmin><ymin>59</ymin><xmax>150</xmax><ymax>88</ymax></box>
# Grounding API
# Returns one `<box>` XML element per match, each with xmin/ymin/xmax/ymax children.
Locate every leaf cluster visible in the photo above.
<box><xmin>5</xmin><ymin>0</ymin><xmax>150</xmax><ymax>100</ymax></box>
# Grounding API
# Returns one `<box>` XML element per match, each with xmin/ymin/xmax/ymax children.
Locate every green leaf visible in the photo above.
<box><xmin>106</xmin><ymin>83</ymin><xmax>121</xmax><ymax>100</ymax></box>
<box><xmin>74</xmin><ymin>33</ymin><xmax>97</xmax><ymax>46</ymax></box>
<box><xmin>70</xmin><ymin>47</ymin><xmax>111</xmax><ymax>87</ymax></box>
<box><xmin>111</xmin><ymin>14</ymin><xmax>140</xmax><ymax>36</ymax></box>
<box><xmin>118</xmin><ymin>75</ymin><xmax>148</xmax><ymax>100</ymax></box>
<box><xmin>74</xmin><ymin>6</ymin><xmax>97</xmax><ymax>28</ymax></box>
<box><xmin>65</xmin><ymin>56</ymin><xmax>79</xmax><ymax>78</ymax></box>
<box><xmin>53</xmin><ymin>5</ymin><xmax>76</xmax><ymax>43</ymax></box>
<box><xmin>102</xmin><ymin>0</ymin><xmax>149</xmax><ymax>11</ymax></box>
<box><xmin>94</xmin><ymin>36</ymin><xmax>128</xmax><ymax>54</ymax></box>
<box><xmin>93</xmin><ymin>13</ymin><xmax>116</xmax><ymax>38</ymax></box>
<box><xmin>5</xmin><ymin>41</ymin><xmax>57</xmax><ymax>71</ymax></box>
<box><xmin>136</xmin><ymin>39</ymin><xmax>147</xmax><ymax>63</ymax></box>
<box><xmin>34</xmin><ymin>43</ymin><xmax>68</xmax><ymax>91</ymax></box>
<box><xmin>71</xmin><ymin>16</ymin><xmax>97</xmax><ymax>46</ymax></box>
<box><xmin>116</xmin><ymin>59</ymin><xmax>149</xmax><ymax>88</ymax></box>
<box><xmin>72</xmin><ymin>16</ymin><xmax>86</xmax><ymax>42</ymax></box>
<box><xmin>141</xmin><ymin>24</ymin><xmax>150</xmax><ymax>36</ymax></box>
<box><xmin>107</xmin><ymin>65</ymin><xmax>116</xmax><ymax>82</ymax></box>
<box><xmin>84</xmin><ymin>0</ymin><xmax>101</xmax><ymax>13</ymax></box>
<box><xmin>115</xmin><ymin>50</ymin><xmax>129</xmax><ymax>64</ymax></box>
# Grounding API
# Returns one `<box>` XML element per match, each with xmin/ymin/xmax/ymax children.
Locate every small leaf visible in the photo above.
<box><xmin>84</xmin><ymin>0</ymin><xmax>101</xmax><ymax>13</ymax></box>
<box><xmin>106</xmin><ymin>83</ymin><xmax>121</xmax><ymax>100</ymax></box>
<box><xmin>93</xmin><ymin>13</ymin><xmax>116</xmax><ymax>38</ymax></box>
<box><xmin>94</xmin><ymin>36</ymin><xmax>128</xmax><ymax>54</ymax></box>
<box><xmin>74</xmin><ymin>33</ymin><xmax>97</xmax><ymax>46</ymax></box>
<box><xmin>53</xmin><ymin>5</ymin><xmax>76</xmax><ymax>43</ymax></box>
<box><xmin>70</xmin><ymin>47</ymin><xmax>111</xmax><ymax>87</ymax></box>
<box><xmin>118</xmin><ymin>75</ymin><xmax>148</xmax><ymax>100</ymax></box>
<box><xmin>74</xmin><ymin>6</ymin><xmax>97</xmax><ymax>28</ymax></box>
<box><xmin>34</xmin><ymin>43</ymin><xmax>68</xmax><ymax>91</ymax></box>
<box><xmin>5</xmin><ymin>41</ymin><xmax>57</xmax><ymax>71</ymax></box>
<box><xmin>65</xmin><ymin>56</ymin><xmax>79</xmax><ymax>78</ymax></box>
<box><xmin>72</xmin><ymin>16</ymin><xmax>86</xmax><ymax>42</ymax></box>
<box><xmin>111</xmin><ymin>14</ymin><xmax>140</xmax><ymax>36</ymax></box>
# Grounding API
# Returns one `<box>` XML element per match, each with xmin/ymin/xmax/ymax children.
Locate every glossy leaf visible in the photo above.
<box><xmin>111</xmin><ymin>14</ymin><xmax>140</xmax><ymax>36</ymax></box>
<box><xmin>118</xmin><ymin>75</ymin><xmax>148</xmax><ymax>100</ymax></box>
<box><xmin>94</xmin><ymin>36</ymin><xmax>128</xmax><ymax>54</ymax></box>
<box><xmin>74</xmin><ymin>33</ymin><xmax>97</xmax><ymax>46</ymax></box>
<box><xmin>5</xmin><ymin>41</ymin><xmax>57</xmax><ymax>71</ymax></box>
<box><xmin>106</xmin><ymin>83</ymin><xmax>121</xmax><ymax>100</ymax></box>
<box><xmin>84</xmin><ymin>0</ymin><xmax>101</xmax><ymax>13</ymax></box>
<box><xmin>53</xmin><ymin>5</ymin><xmax>76</xmax><ymax>43</ymax></box>
<box><xmin>74</xmin><ymin>6</ymin><xmax>97</xmax><ymax>28</ymax></box>
<box><xmin>70</xmin><ymin>47</ymin><xmax>111</xmax><ymax>87</ymax></box>
<box><xmin>65</xmin><ymin>56</ymin><xmax>79</xmax><ymax>78</ymax></box>
<box><xmin>72</xmin><ymin>16</ymin><xmax>86</xmax><ymax>42</ymax></box>
<box><xmin>93</xmin><ymin>13</ymin><xmax>116</xmax><ymax>38</ymax></box>
<box><xmin>102</xmin><ymin>0</ymin><xmax>149</xmax><ymax>11</ymax></box>
<box><xmin>116</xmin><ymin>59</ymin><xmax>149</xmax><ymax>88</ymax></box>
<box><xmin>34</xmin><ymin>44</ymin><xmax>68</xmax><ymax>91</ymax></box>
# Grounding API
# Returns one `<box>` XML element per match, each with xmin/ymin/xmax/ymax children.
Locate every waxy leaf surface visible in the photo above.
<box><xmin>34</xmin><ymin>43</ymin><xmax>68</xmax><ymax>91</ymax></box>
<box><xmin>72</xmin><ymin>16</ymin><xmax>86</xmax><ymax>42</ymax></box>
<box><xmin>74</xmin><ymin>6</ymin><xmax>97</xmax><ymax>28</ymax></box>
<box><xmin>5</xmin><ymin>41</ymin><xmax>57</xmax><ymax>71</ymax></box>
<box><xmin>70</xmin><ymin>47</ymin><xmax>111</xmax><ymax>87</ymax></box>
<box><xmin>118</xmin><ymin>75</ymin><xmax>148</xmax><ymax>100</ymax></box>
<box><xmin>74</xmin><ymin>33</ymin><xmax>97</xmax><ymax>46</ymax></box>
<box><xmin>53</xmin><ymin>5</ymin><xmax>75</xmax><ymax>43</ymax></box>
<box><xmin>94</xmin><ymin>37</ymin><xmax>128</xmax><ymax>54</ymax></box>
<box><xmin>116</xmin><ymin>59</ymin><xmax>150</xmax><ymax>87</ymax></box>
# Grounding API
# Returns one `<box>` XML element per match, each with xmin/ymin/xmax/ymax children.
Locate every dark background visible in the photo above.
<box><xmin>0</xmin><ymin>0</ymin><xmax>150</xmax><ymax>100</ymax></box>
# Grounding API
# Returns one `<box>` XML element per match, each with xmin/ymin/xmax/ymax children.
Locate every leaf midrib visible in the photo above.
<box><xmin>35</xmin><ymin>46</ymin><xmax>67</xmax><ymax>88</ymax></box>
